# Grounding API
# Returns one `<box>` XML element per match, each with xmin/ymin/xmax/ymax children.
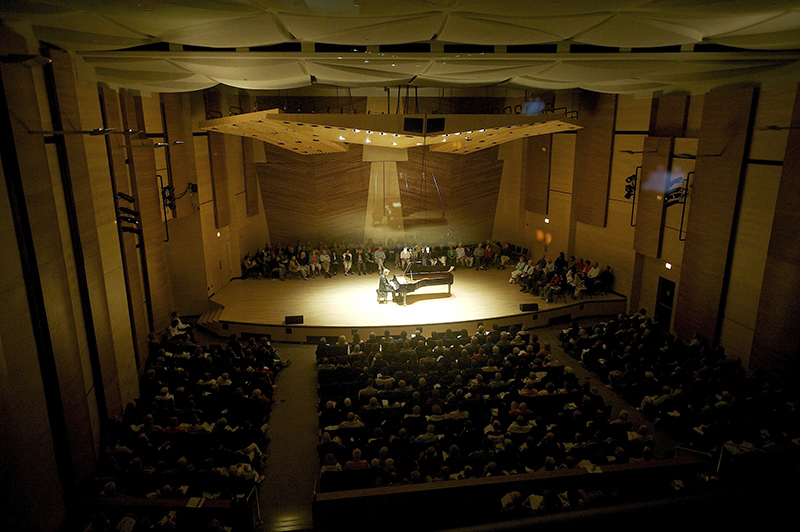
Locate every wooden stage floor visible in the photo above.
<box><xmin>207</xmin><ymin>266</ymin><xmax>627</xmax><ymax>341</ymax></box>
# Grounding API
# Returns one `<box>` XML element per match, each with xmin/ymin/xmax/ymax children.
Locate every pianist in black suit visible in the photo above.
<box><xmin>379</xmin><ymin>268</ymin><xmax>400</xmax><ymax>300</ymax></box>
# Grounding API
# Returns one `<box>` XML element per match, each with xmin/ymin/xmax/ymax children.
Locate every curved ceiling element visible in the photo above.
<box><xmin>3</xmin><ymin>0</ymin><xmax>800</xmax><ymax>95</ymax></box>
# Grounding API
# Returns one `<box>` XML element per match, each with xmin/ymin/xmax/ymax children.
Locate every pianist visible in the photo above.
<box><xmin>379</xmin><ymin>268</ymin><xmax>400</xmax><ymax>301</ymax></box>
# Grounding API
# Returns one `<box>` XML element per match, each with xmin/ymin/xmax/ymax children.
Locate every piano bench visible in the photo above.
<box><xmin>377</xmin><ymin>290</ymin><xmax>389</xmax><ymax>303</ymax></box>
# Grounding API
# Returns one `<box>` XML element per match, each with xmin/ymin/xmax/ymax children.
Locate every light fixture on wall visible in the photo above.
<box><xmin>624</xmin><ymin>166</ymin><xmax>641</xmax><ymax>227</ymax></box>
<box><xmin>675</xmin><ymin>172</ymin><xmax>694</xmax><ymax>241</ymax></box>
<box><xmin>158</xmin><ymin>175</ymin><xmax>175</xmax><ymax>242</ymax></box>
<box><xmin>544</xmin><ymin>217</ymin><xmax>550</xmax><ymax>224</ymax></box>
<box><xmin>759</xmin><ymin>125</ymin><xmax>800</xmax><ymax>131</ymax></box>
<box><xmin>665</xmin><ymin>262</ymin><xmax>672</xmax><ymax>270</ymax></box>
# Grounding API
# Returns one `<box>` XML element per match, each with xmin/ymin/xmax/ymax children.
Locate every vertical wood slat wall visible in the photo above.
<box><xmin>751</xmin><ymin>84</ymin><xmax>800</xmax><ymax>378</ymax></box>
<box><xmin>258</xmin><ymin>145</ymin><xmax>317</xmax><ymax>246</ymax></box>
<box><xmin>674</xmin><ymin>87</ymin><xmax>756</xmax><ymax>343</ymax></box>
<box><xmin>573</xmin><ymin>92</ymin><xmax>617</xmax><ymax>227</ymax></box>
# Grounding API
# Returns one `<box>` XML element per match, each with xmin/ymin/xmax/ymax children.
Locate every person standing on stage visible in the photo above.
<box><xmin>374</xmin><ymin>246</ymin><xmax>386</xmax><ymax>273</ymax></box>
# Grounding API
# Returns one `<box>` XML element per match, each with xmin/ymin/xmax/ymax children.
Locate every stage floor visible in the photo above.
<box><xmin>209</xmin><ymin>265</ymin><xmax>626</xmax><ymax>334</ymax></box>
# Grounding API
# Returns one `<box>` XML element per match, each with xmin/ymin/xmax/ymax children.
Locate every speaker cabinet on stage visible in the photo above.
<box><xmin>285</xmin><ymin>315</ymin><xmax>304</xmax><ymax>325</ymax></box>
<box><xmin>519</xmin><ymin>303</ymin><xmax>539</xmax><ymax>312</ymax></box>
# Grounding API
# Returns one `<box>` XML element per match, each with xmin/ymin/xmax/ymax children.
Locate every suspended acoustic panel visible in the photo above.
<box><xmin>200</xmin><ymin>112</ymin><xmax>580</xmax><ymax>155</ymax></box>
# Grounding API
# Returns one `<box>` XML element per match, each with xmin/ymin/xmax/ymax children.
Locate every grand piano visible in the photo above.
<box><xmin>391</xmin><ymin>261</ymin><xmax>454</xmax><ymax>305</ymax></box>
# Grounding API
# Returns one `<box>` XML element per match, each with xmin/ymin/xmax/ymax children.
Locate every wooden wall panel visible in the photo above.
<box><xmin>77</xmin><ymin>82</ymin><xmax>138</xmax><ymax>408</ymax></box>
<box><xmin>653</xmin><ymin>94</ymin><xmax>689</xmax><ymax>137</ymax></box>
<box><xmin>550</xmin><ymin>133</ymin><xmax>575</xmax><ymax>194</ymax></box>
<box><xmin>633</xmin><ymin>136</ymin><xmax>674</xmax><ymax>259</ymax></box>
<box><xmin>161</xmin><ymin>92</ymin><xmax>196</xmax><ymax>217</ymax></box>
<box><xmin>239</xmin><ymin>93</ymin><xmax>260</xmax><ymax>217</ymax></box>
<box><xmin>258</xmin><ymin>144</ymin><xmax>317</xmax><ymax>246</ymax></box>
<box><xmin>493</xmin><ymin>140</ymin><xmax>526</xmax><ymax>244</ymax></box>
<box><xmin>749</xmin><ymin>85</ymin><xmax>794</xmax><ymax>162</ymax></box>
<box><xmin>397</xmin><ymin>147</ymin><xmax>452</xmax><ymax>223</ymax></box>
<box><xmin>315</xmin><ymin>146</ymin><xmax>370</xmax><ymax>244</ymax></box>
<box><xmin>721</xmin><ymin>163</ymin><xmax>781</xmax><ymax>366</ymax></box>
<box><xmin>99</xmin><ymin>87</ymin><xmax>150</xmax><ymax>368</ymax></box>
<box><xmin>128</xmin><ymin>142</ymin><xmax>173</xmax><ymax>333</ymax></box>
<box><xmin>5</xmin><ymin>42</ymin><xmax>98</xmax><ymax>485</ymax></box>
<box><xmin>50</xmin><ymin>49</ymin><xmax>121</xmax><ymax>417</ymax></box>
<box><xmin>751</xmin><ymin>84</ymin><xmax>800</xmax><ymax>380</ymax></box>
<box><xmin>205</xmin><ymin>92</ymin><xmax>231</xmax><ymax>229</ymax></box>
<box><xmin>573</xmin><ymin>92</ymin><xmax>617</xmax><ymax>227</ymax></box>
<box><xmin>257</xmin><ymin>143</ymin><xmax>503</xmax><ymax>248</ymax></box>
<box><xmin>449</xmin><ymin>149</ymin><xmax>505</xmax><ymax>244</ymax></box>
<box><xmin>615</xmin><ymin>94</ymin><xmax>654</xmax><ymax>132</ymax></box>
<box><xmin>208</xmin><ymin>132</ymin><xmax>231</xmax><ymax>228</ymax></box>
<box><xmin>399</xmin><ymin>147</ymin><xmax>503</xmax><ymax>245</ymax></box>
<box><xmin>523</xmin><ymin>134</ymin><xmax>551</xmax><ymax>214</ymax></box>
<box><xmin>0</xmin><ymin>27</ymin><xmax>67</xmax><ymax>530</ymax></box>
<box><xmin>674</xmin><ymin>86</ymin><xmax>755</xmax><ymax>343</ymax></box>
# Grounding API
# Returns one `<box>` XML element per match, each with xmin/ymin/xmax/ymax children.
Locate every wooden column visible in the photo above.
<box><xmin>573</xmin><ymin>92</ymin><xmax>617</xmax><ymax>227</ymax></box>
<box><xmin>128</xmin><ymin>140</ymin><xmax>173</xmax><ymax>333</ymax></box>
<box><xmin>0</xmin><ymin>26</ymin><xmax>69</xmax><ymax>531</ymax></box>
<box><xmin>239</xmin><ymin>92</ymin><xmax>260</xmax><ymax>217</ymax></box>
<box><xmin>674</xmin><ymin>86</ymin><xmax>755</xmax><ymax>343</ymax></box>
<box><xmin>49</xmin><ymin>49</ymin><xmax>122</xmax><ymax>417</ymax></box>
<box><xmin>205</xmin><ymin>91</ymin><xmax>231</xmax><ymax>229</ymax></box>
<box><xmin>524</xmin><ymin>134</ymin><xmax>551</xmax><ymax>214</ymax></box>
<box><xmin>750</xmin><ymin>84</ymin><xmax>800</xmax><ymax>381</ymax></box>
<box><xmin>99</xmin><ymin>87</ymin><xmax>150</xmax><ymax>367</ymax></box>
<box><xmin>633</xmin><ymin>136</ymin><xmax>674</xmax><ymax>258</ymax></box>
<box><xmin>161</xmin><ymin>92</ymin><xmax>196</xmax><ymax>218</ymax></box>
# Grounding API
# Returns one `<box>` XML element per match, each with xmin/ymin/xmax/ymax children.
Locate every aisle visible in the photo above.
<box><xmin>256</xmin><ymin>343</ymin><xmax>319</xmax><ymax>532</ymax></box>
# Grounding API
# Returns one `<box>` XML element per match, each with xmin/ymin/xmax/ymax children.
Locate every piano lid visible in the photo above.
<box><xmin>404</xmin><ymin>260</ymin><xmax>454</xmax><ymax>277</ymax></box>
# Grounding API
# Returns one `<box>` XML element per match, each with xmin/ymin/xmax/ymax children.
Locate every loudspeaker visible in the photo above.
<box><xmin>404</xmin><ymin>117</ymin><xmax>424</xmax><ymax>133</ymax></box>
<box><xmin>426</xmin><ymin>117</ymin><xmax>445</xmax><ymax>133</ymax></box>
<box><xmin>285</xmin><ymin>315</ymin><xmax>304</xmax><ymax>325</ymax></box>
<box><xmin>519</xmin><ymin>303</ymin><xmax>539</xmax><ymax>312</ymax></box>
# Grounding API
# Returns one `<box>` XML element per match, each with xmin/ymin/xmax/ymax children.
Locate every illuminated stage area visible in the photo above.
<box><xmin>201</xmin><ymin>266</ymin><xmax>627</xmax><ymax>342</ymax></box>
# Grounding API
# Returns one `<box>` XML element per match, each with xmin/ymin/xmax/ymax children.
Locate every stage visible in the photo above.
<box><xmin>198</xmin><ymin>266</ymin><xmax>627</xmax><ymax>342</ymax></box>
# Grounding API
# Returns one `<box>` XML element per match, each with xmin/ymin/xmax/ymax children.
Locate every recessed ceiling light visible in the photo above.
<box><xmin>338</xmin><ymin>136</ymin><xmax>345</xmax><ymax>140</ymax></box>
<box><xmin>365</xmin><ymin>138</ymin><xmax>371</xmax><ymax>143</ymax></box>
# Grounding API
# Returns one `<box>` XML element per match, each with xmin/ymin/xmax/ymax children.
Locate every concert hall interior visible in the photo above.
<box><xmin>1</xmin><ymin>2</ymin><xmax>800</xmax><ymax>531</ymax></box>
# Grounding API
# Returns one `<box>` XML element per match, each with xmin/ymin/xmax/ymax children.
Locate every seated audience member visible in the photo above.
<box><xmin>288</xmin><ymin>255</ymin><xmax>308</xmax><ymax>280</ymax></box>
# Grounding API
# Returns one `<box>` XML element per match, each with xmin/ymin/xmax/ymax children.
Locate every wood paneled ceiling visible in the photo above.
<box><xmin>200</xmin><ymin>112</ymin><xmax>580</xmax><ymax>155</ymax></box>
